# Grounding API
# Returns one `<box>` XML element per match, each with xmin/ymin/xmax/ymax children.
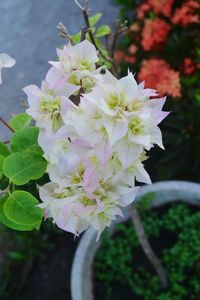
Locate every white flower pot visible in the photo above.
<box><xmin>71</xmin><ymin>181</ymin><xmax>200</xmax><ymax>300</ymax></box>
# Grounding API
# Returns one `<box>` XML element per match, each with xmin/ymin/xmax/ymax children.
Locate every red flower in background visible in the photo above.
<box><xmin>137</xmin><ymin>2</ymin><xmax>151</xmax><ymax>19</ymax></box>
<box><xmin>149</xmin><ymin>0</ymin><xmax>174</xmax><ymax>17</ymax></box>
<box><xmin>182</xmin><ymin>58</ymin><xmax>196</xmax><ymax>75</ymax></box>
<box><xmin>114</xmin><ymin>50</ymin><xmax>136</xmax><ymax>64</ymax></box>
<box><xmin>128</xmin><ymin>44</ymin><xmax>138</xmax><ymax>55</ymax></box>
<box><xmin>172</xmin><ymin>0</ymin><xmax>200</xmax><ymax>27</ymax></box>
<box><xmin>138</xmin><ymin>59</ymin><xmax>181</xmax><ymax>97</ymax></box>
<box><xmin>141</xmin><ymin>18</ymin><xmax>171</xmax><ymax>51</ymax></box>
<box><xmin>137</xmin><ymin>0</ymin><xmax>174</xmax><ymax>18</ymax></box>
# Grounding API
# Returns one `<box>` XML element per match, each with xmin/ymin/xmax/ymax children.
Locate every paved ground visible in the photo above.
<box><xmin>0</xmin><ymin>0</ymin><xmax>118</xmax><ymax>140</ymax></box>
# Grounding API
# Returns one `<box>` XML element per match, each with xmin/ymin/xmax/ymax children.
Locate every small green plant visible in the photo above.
<box><xmin>0</xmin><ymin>113</ymin><xmax>47</xmax><ymax>231</ymax></box>
<box><xmin>95</xmin><ymin>203</ymin><xmax>200</xmax><ymax>300</ymax></box>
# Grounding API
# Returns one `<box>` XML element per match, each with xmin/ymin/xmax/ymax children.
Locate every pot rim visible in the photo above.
<box><xmin>71</xmin><ymin>180</ymin><xmax>200</xmax><ymax>300</ymax></box>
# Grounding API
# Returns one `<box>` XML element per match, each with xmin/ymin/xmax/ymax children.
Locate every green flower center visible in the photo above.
<box><xmin>108</xmin><ymin>94</ymin><xmax>120</xmax><ymax>109</ymax></box>
<box><xmin>80</xmin><ymin>195</ymin><xmax>95</xmax><ymax>206</ymax></box>
<box><xmin>40</xmin><ymin>98</ymin><xmax>61</xmax><ymax>113</ymax></box>
<box><xmin>71</xmin><ymin>164</ymin><xmax>85</xmax><ymax>184</ymax></box>
<box><xmin>129</xmin><ymin>116</ymin><xmax>144</xmax><ymax>135</ymax></box>
<box><xmin>78</xmin><ymin>60</ymin><xmax>93</xmax><ymax>71</ymax></box>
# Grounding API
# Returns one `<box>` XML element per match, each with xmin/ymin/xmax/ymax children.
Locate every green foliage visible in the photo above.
<box><xmin>114</xmin><ymin>0</ymin><xmax>200</xmax><ymax>181</ymax></box>
<box><xmin>10</xmin><ymin>126</ymin><xmax>39</xmax><ymax>152</ymax></box>
<box><xmin>3</xmin><ymin>149</ymin><xmax>47</xmax><ymax>185</ymax></box>
<box><xmin>89</xmin><ymin>13</ymin><xmax>102</xmax><ymax>26</ymax></box>
<box><xmin>136</xmin><ymin>192</ymin><xmax>155</xmax><ymax>213</ymax></box>
<box><xmin>9</xmin><ymin>113</ymin><xmax>32</xmax><ymax>132</ymax></box>
<box><xmin>0</xmin><ymin>142</ymin><xmax>10</xmax><ymax>157</ymax></box>
<box><xmin>0</xmin><ymin>122</ymin><xmax>47</xmax><ymax>231</ymax></box>
<box><xmin>0</xmin><ymin>196</ymin><xmax>33</xmax><ymax>231</ymax></box>
<box><xmin>95</xmin><ymin>203</ymin><xmax>200</xmax><ymax>300</ymax></box>
<box><xmin>4</xmin><ymin>191</ymin><xmax>42</xmax><ymax>230</ymax></box>
<box><xmin>96</xmin><ymin>25</ymin><xmax>111</xmax><ymax>37</ymax></box>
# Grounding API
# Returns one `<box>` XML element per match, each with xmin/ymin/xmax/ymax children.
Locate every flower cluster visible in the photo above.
<box><xmin>172</xmin><ymin>0</ymin><xmax>200</xmax><ymax>27</ymax></box>
<box><xmin>116</xmin><ymin>0</ymin><xmax>200</xmax><ymax>99</ymax></box>
<box><xmin>138</xmin><ymin>59</ymin><xmax>181</xmax><ymax>97</ymax></box>
<box><xmin>141</xmin><ymin>18</ymin><xmax>171</xmax><ymax>51</ymax></box>
<box><xmin>137</xmin><ymin>0</ymin><xmax>174</xmax><ymax>18</ymax></box>
<box><xmin>24</xmin><ymin>40</ymin><xmax>168</xmax><ymax>237</ymax></box>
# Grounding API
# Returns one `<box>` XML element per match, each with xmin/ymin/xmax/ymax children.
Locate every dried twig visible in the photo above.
<box><xmin>74</xmin><ymin>0</ymin><xmax>119</xmax><ymax>77</ymax></box>
<box><xmin>0</xmin><ymin>117</ymin><xmax>14</xmax><ymax>132</ymax></box>
<box><xmin>111</xmin><ymin>21</ymin><xmax>128</xmax><ymax>58</ymax></box>
<box><xmin>131</xmin><ymin>205</ymin><xmax>168</xmax><ymax>289</ymax></box>
<box><xmin>57</xmin><ymin>22</ymin><xmax>73</xmax><ymax>42</ymax></box>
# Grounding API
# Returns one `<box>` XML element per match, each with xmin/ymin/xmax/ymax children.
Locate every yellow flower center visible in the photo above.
<box><xmin>40</xmin><ymin>98</ymin><xmax>61</xmax><ymax>113</ymax></box>
<box><xmin>129</xmin><ymin>116</ymin><xmax>144</xmax><ymax>135</ymax></box>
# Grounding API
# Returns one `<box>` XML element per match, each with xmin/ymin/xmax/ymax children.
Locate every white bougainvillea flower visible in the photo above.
<box><xmin>50</xmin><ymin>39</ymin><xmax>98</xmax><ymax>72</ymax></box>
<box><xmin>23</xmin><ymin>39</ymin><xmax>169</xmax><ymax>238</ymax></box>
<box><xmin>0</xmin><ymin>53</ymin><xmax>15</xmax><ymax>84</ymax></box>
<box><xmin>24</xmin><ymin>80</ymin><xmax>78</xmax><ymax>133</ymax></box>
<box><xmin>48</xmin><ymin>39</ymin><xmax>102</xmax><ymax>93</ymax></box>
<box><xmin>39</xmin><ymin>172</ymin><xmax>138</xmax><ymax>237</ymax></box>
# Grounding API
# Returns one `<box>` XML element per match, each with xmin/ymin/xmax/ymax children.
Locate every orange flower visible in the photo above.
<box><xmin>137</xmin><ymin>2</ymin><xmax>151</xmax><ymax>19</ymax></box>
<box><xmin>114</xmin><ymin>50</ymin><xmax>125</xmax><ymax>63</ymax></box>
<box><xmin>128</xmin><ymin>44</ymin><xmax>138</xmax><ymax>55</ymax></box>
<box><xmin>182</xmin><ymin>58</ymin><xmax>196</xmax><ymax>75</ymax></box>
<box><xmin>148</xmin><ymin>0</ymin><xmax>174</xmax><ymax>17</ymax></box>
<box><xmin>172</xmin><ymin>0</ymin><xmax>200</xmax><ymax>27</ymax></box>
<box><xmin>129</xmin><ymin>22</ymin><xmax>141</xmax><ymax>32</ymax></box>
<box><xmin>138</xmin><ymin>59</ymin><xmax>181</xmax><ymax>97</ymax></box>
<box><xmin>141</xmin><ymin>18</ymin><xmax>171</xmax><ymax>51</ymax></box>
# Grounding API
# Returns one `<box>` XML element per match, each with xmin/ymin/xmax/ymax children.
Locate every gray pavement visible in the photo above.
<box><xmin>0</xmin><ymin>0</ymin><xmax>118</xmax><ymax>141</ymax></box>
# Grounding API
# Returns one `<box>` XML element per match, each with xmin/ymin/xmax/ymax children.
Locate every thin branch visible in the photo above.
<box><xmin>74</xmin><ymin>0</ymin><xmax>84</xmax><ymax>10</ymax></box>
<box><xmin>81</xmin><ymin>26</ymin><xmax>88</xmax><ymax>41</ymax></box>
<box><xmin>3</xmin><ymin>140</ymin><xmax>10</xmax><ymax>144</ymax></box>
<box><xmin>0</xmin><ymin>117</ymin><xmax>14</xmax><ymax>132</ymax></box>
<box><xmin>131</xmin><ymin>205</ymin><xmax>168</xmax><ymax>289</ymax></box>
<box><xmin>111</xmin><ymin>21</ymin><xmax>128</xmax><ymax>58</ymax></box>
<box><xmin>57</xmin><ymin>22</ymin><xmax>73</xmax><ymax>42</ymax></box>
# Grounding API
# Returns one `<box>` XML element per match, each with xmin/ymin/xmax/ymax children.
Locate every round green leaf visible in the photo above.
<box><xmin>3</xmin><ymin>150</ymin><xmax>47</xmax><ymax>185</ymax></box>
<box><xmin>96</xmin><ymin>25</ymin><xmax>111</xmax><ymax>37</ymax></box>
<box><xmin>0</xmin><ymin>155</ymin><xmax>4</xmax><ymax>177</ymax></box>
<box><xmin>0</xmin><ymin>196</ymin><xmax>34</xmax><ymax>231</ymax></box>
<box><xmin>0</xmin><ymin>142</ymin><xmax>10</xmax><ymax>157</ymax></box>
<box><xmin>4</xmin><ymin>191</ymin><xmax>42</xmax><ymax>229</ymax></box>
<box><xmin>10</xmin><ymin>126</ymin><xmax>39</xmax><ymax>152</ymax></box>
<box><xmin>9</xmin><ymin>113</ymin><xmax>32</xmax><ymax>132</ymax></box>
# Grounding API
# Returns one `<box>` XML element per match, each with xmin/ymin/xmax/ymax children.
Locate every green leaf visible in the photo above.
<box><xmin>3</xmin><ymin>150</ymin><xmax>47</xmax><ymax>185</ymax></box>
<box><xmin>0</xmin><ymin>142</ymin><xmax>10</xmax><ymax>157</ymax></box>
<box><xmin>71</xmin><ymin>31</ymin><xmax>81</xmax><ymax>44</ymax></box>
<box><xmin>9</xmin><ymin>113</ymin><xmax>32</xmax><ymax>132</ymax></box>
<box><xmin>196</xmin><ymin>48</ymin><xmax>200</xmax><ymax>58</ymax></box>
<box><xmin>0</xmin><ymin>177</ymin><xmax>9</xmax><ymax>191</ymax></box>
<box><xmin>89</xmin><ymin>13</ymin><xmax>102</xmax><ymax>26</ymax></box>
<box><xmin>4</xmin><ymin>191</ymin><xmax>42</xmax><ymax>229</ymax></box>
<box><xmin>96</xmin><ymin>25</ymin><xmax>111</xmax><ymax>37</ymax></box>
<box><xmin>0</xmin><ymin>155</ymin><xmax>4</xmax><ymax>177</ymax></box>
<box><xmin>0</xmin><ymin>196</ymin><xmax>34</xmax><ymax>231</ymax></box>
<box><xmin>10</xmin><ymin>127</ymin><xmax>39</xmax><ymax>152</ymax></box>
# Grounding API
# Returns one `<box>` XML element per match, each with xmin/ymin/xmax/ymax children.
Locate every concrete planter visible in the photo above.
<box><xmin>71</xmin><ymin>181</ymin><xmax>200</xmax><ymax>300</ymax></box>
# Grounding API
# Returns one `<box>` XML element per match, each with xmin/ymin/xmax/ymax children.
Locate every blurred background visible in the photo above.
<box><xmin>0</xmin><ymin>0</ymin><xmax>118</xmax><ymax>141</ymax></box>
<box><xmin>0</xmin><ymin>0</ymin><xmax>199</xmax><ymax>299</ymax></box>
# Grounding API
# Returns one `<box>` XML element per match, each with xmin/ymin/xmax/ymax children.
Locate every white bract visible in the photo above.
<box><xmin>0</xmin><ymin>53</ymin><xmax>15</xmax><ymax>84</ymax></box>
<box><xmin>24</xmin><ymin>39</ymin><xmax>169</xmax><ymax>237</ymax></box>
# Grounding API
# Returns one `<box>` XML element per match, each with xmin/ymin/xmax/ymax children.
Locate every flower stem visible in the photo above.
<box><xmin>131</xmin><ymin>205</ymin><xmax>168</xmax><ymax>289</ymax></box>
<box><xmin>0</xmin><ymin>117</ymin><xmax>14</xmax><ymax>132</ymax></box>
